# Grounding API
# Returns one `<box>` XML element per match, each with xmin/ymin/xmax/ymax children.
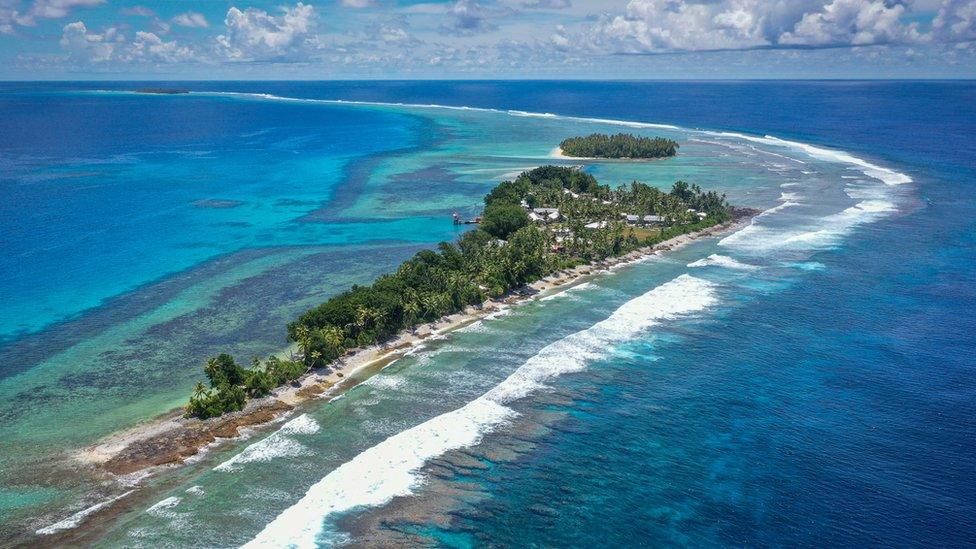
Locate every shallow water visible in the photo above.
<box><xmin>1</xmin><ymin>81</ymin><xmax>973</xmax><ymax>546</ymax></box>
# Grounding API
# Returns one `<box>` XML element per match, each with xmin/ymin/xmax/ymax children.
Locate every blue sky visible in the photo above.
<box><xmin>0</xmin><ymin>0</ymin><xmax>974</xmax><ymax>79</ymax></box>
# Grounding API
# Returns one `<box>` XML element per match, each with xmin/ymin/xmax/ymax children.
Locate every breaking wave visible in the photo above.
<box><xmin>707</xmin><ymin>132</ymin><xmax>911</xmax><ymax>186</ymax></box>
<box><xmin>244</xmin><ymin>274</ymin><xmax>717</xmax><ymax>548</ymax></box>
<box><xmin>214</xmin><ymin>414</ymin><xmax>320</xmax><ymax>472</ymax></box>
<box><xmin>688</xmin><ymin>254</ymin><xmax>758</xmax><ymax>271</ymax></box>
<box><xmin>36</xmin><ymin>491</ymin><xmax>134</xmax><ymax>535</ymax></box>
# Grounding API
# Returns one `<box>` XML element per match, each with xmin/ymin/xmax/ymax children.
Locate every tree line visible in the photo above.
<box><xmin>185</xmin><ymin>165</ymin><xmax>730</xmax><ymax>418</ymax></box>
<box><xmin>559</xmin><ymin>133</ymin><xmax>679</xmax><ymax>159</ymax></box>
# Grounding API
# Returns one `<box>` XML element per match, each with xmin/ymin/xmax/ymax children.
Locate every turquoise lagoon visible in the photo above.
<box><xmin>1</xmin><ymin>82</ymin><xmax>967</xmax><ymax>546</ymax></box>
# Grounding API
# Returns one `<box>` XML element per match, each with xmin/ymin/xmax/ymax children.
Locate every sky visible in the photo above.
<box><xmin>0</xmin><ymin>0</ymin><xmax>974</xmax><ymax>79</ymax></box>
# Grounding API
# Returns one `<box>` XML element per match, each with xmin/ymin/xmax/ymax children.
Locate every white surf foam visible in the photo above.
<box><xmin>214</xmin><ymin>438</ymin><xmax>309</xmax><ymax>472</ymax></box>
<box><xmin>365</xmin><ymin>374</ymin><xmax>408</xmax><ymax>390</ymax></box>
<box><xmin>720</xmin><ymin>199</ymin><xmax>895</xmax><ymax>253</ymax></box>
<box><xmin>757</xmin><ymin>200</ymin><xmax>801</xmax><ymax>218</ymax></box>
<box><xmin>708</xmin><ymin>132</ymin><xmax>911</xmax><ymax>186</ymax></box>
<box><xmin>784</xmin><ymin>261</ymin><xmax>827</xmax><ymax>271</ymax></box>
<box><xmin>214</xmin><ymin>418</ymin><xmax>315</xmax><ymax>474</ymax></box>
<box><xmin>244</xmin><ymin>275</ymin><xmax>717</xmax><ymax>548</ymax></box>
<box><xmin>123</xmin><ymin>90</ymin><xmax>911</xmax><ymax>194</ymax></box>
<box><xmin>36</xmin><ymin>490</ymin><xmax>134</xmax><ymax>535</ymax></box>
<box><xmin>688</xmin><ymin>254</ymin><xmax>758</xmax><ymax>271</ymax></box>
<box><xmin>146</xmin><ymin>496</ymin><xmax>181</xmax><ymax>515</ymax></box>
<box><xmin>697</xmin><ymin>130</ymin><xmax>909</xmax><ymax>256</ymax></box>
<box><xmin>187</xmin><ymin>92</ymin><xmax>680</xmax><ymax>135</ymax></box>
<box><xmin>538</xmin><ymin>281</ymin><xmax>593</xmax><ymax>302</ymax></box>
<box><xmin>243</xmin><ymin>398</ymin><xmax>514</xmax><ymax>548</ymax></box>
<box><xmin>280</xmin><ymin>414</ymin><xmax>321</xmax><ymax>436</ymax></box>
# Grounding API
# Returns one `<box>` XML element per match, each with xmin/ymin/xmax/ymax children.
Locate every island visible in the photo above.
<box><xmin>558</xmin><ymin>133</ymin><xmax>679</xmax><ymax>159</ymax></box>
<box><xmin>79</xmin><ymin>164</ymin><xmax>756</xmax><ymax>476</ymax></box>
<box><xmin>184</xmin><ymin>165</ymin><xmax>746</xmax><ymax>419</ymax></box>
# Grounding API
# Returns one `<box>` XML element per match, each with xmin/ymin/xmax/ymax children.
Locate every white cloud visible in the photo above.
<box><xmin>376</xmin><ymin>23</ymin><xmax>411</xmax><ymax>43</ymax></box>
<box><xmin>173</xmin><ymin>11</ymin><xmax>209</xmax><ymax>29</ymax></box>
<box><xmin>1</xmin><ymin>0</ymin><xmax>18</xmax><ymax>34</ymax></box>
<box><xmin>130</xmin><ymin>30</ymin><xmax>196</xmax><ymax>61</ymax></box>
<box><xmin>60</xmin><ymin>19</ymin><xmax>197</xmax><ymax>63</ymax></box>
<box><xmin>445</xmin><ymin>0</ymin><xmax>499</xmax><ymax>34</ymax></box>
<box><xmin>340</xmin><ymin>0</ymin><xmax>377</xmax><ymax>7</ymax></box>
<box><xmin>933</xmin><ymin>0</ymin><xmax>976</xmax><ymax>42</ymax></box>
<box><xmin>216</xmin><ymin>2</ymin><xmax>317</xmax><ymax>60</ymax></box>
<box><xmin>590</xmin><ymin>0</ymin><xmax>770</xmax><ymax>53</ymax></box>
<box><xmin>16</xmin><ymin>0</ymin><xmax>103</xmax><ymax>26</ymax></box>
<box><xmin>551</xmin><ymin>24</ymin><xmax>570</xmax><ymax>49</ymax></box>
<box><xmin>121</xmin><ymin>5</ymin><xmax>156</xmax><ymax>17</ymax></box>
<box><xmin>779</xmin><ymin>0</ymin><xmax>922</xmax><ymax>46</ymax></box>
<box><xmin>589</xmin><ymin>0</ymin><xmax>937</xmax><ymax>53</ymax></box>
<box><xmin>60</xmin><ymin>20</ymin><xmax>121</xmax><ymax>61</ymax></box>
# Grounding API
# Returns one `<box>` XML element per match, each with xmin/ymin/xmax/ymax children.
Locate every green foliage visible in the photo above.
<box><xmin>185</xmin><ymin>382</ymin><xmax>246</xmax><ymax>419</ymax></box>
<box><xmin>559</xmin><ymin>133</ymin><xmax>678</xmax><ymax>159</ymax></box>
<box><xmin>484</xmin><ymin>178</ymin><xmax>529</xmax><ymax>206</ymax></box>
<box><xmin>480</xmin><ymin>202</ymin><xmax>530</xmax><ymax>240</ymax></box>
<box><xmin>185</xmin><ymin>353</ymin><xmax>308</xmax><ymax>418</ymax></box>
<box><xmin>204</xmin><ymin>354</ymin><xmax>245</xmax><ymax>388</ymax></box>
<box><xmin>187</xmin><ymin>164</ymin><xmax>734</xmax><ymax>419</ymax></box>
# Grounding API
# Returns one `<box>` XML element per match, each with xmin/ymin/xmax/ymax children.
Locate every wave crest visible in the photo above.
<box><xmin>244</xmin><ymin>275</ymin><xmax>717</xmax><ymax>548</ymax></box>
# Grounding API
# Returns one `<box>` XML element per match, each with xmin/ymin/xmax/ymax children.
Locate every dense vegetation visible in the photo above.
<box><xmin>559</xmin><ymin>133</ymin><xmax>679</xmax><ymax>159</ymax></box>
<box><xmin>185</xmin><ymin>166</ymin><xmax>731</xmax><ymax>418</ymax></box>
<box><xmin>185</xmin><ymin>354</ymin><xmax>306</xmax><ymax>418</ymax></box>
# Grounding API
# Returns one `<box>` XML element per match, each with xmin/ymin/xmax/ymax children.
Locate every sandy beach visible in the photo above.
<box><xmin>548</xmin><ymin>146</ymin><xmax>670</xmax><ymax>161</ymax></box>
<box><xmin>74</xmin><ymin>213</ymin><xmax>755</xmax><ymax>478</ymax></box>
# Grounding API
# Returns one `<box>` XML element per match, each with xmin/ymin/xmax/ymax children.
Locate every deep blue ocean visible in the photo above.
<box><xmin>0</xmin><ymin>81</ymin><xmax>974</xmax><ymax>546</ymax></box>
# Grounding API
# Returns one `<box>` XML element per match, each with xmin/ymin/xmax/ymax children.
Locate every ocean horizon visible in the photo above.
<box><xmin>0</xmin><ymin>80</ymin><xmax>973</xmax><ymax>546</ymax></box>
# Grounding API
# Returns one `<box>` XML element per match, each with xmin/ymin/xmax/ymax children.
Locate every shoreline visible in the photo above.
<box><xmin>548</xmin><ymin>146</ymin><xmax>672</xmax><ymax>162</ymax></box>
<box><xmin>40</xmin><ymin>213</ymin><xmax>757</xmax><ymax>542</ymax></box>
<box><xmin>73</xmin><ymin>212</ymin><xmax>755</xmax><ymax>478</ymax></box>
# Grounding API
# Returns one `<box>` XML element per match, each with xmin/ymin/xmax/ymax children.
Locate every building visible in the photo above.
<box><xmin>532</xmin><ymin>207</ymin><xmax>561</xmax><ymax>223</ymax></box>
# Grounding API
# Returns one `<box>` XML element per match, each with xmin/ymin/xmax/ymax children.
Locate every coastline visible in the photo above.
<box><xmin>548</xmin><ymin>146</ymin><xmax>671</xmax><ymax>161</ymax></box>
<box><xmin>73</xmin><ymin>211</ymin><xmax>756</xmax><ymax>479</ymax></box>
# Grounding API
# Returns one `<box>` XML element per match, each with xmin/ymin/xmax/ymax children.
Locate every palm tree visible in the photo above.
<box><xmin>355</xmin><ymin>305</ymin><xmax>376</xmax><ymax>330</ymax></box>
<box><xmin>321</xmin><ymin>325</ymin><xmax>344</xmax><ymax>359</ymax></box>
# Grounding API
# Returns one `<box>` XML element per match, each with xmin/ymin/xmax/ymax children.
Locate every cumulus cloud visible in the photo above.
<box><xmin>444</xmin><ymin>0</ymin><xmax>499</xmax><ymax>34</ymax></box>
<box><xmin>779</xmin><ymin>0</ymin><xmax>922</xmax><ymax>46</ymax></box>
<box><xmin>60</xmin><ymin>20</ymin><xmax>119</xmax><ymax>61</ymax></box>
<box><xmin>130</xmin><ymin>30</ymin><xmax>196</xmax><ymax>61</ymax></box>
<box><xmin>60</xmin><ymin>19</ymin><xmax>197</xmax><ymax>63</ymax></box>
<box><xmin>12</xmin><ymin>0</ymin><xmax>102</xmax><ymax>27</ymax></box>
<box><xmin>588</xmin><ymin>0</ymin><xmax>951</xmax><ymax>53</ymax></box>
<box><xmin>1</xmin><ymin>0</ymin><xmax>18</xmax><ymax>34</ymax></box>
<box><xmin>551</xmin><ymin>24</ymin><xmax>570</xmax><ymax>49</ymax></box>
<box><xmin>933</xmin><ymin>0</ymin><xmax>976</xmax><ymax>42</ymax></box>
<box><xmin>4</xmin><ymin>0</ymin><xmax>103</xmax><ymax>35</ymax></box>
<box><xmin>173</xmin><ymin>11</ymin><xmax>209</xmax><ymax>28</ymax></box>
<box><xmin>375</xmin><ymin>22</ymin><xmax>412</xmax><ymax>43</ymax></box>
<box><xmin>590</xmin><ymin>0</ymin><xmax>769</xmax><ymax>53</ymax></box>
<box><xmin>216</xmin><ymin>2</ymin><xmax>317</xmax><ymax>60</ymax></box>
